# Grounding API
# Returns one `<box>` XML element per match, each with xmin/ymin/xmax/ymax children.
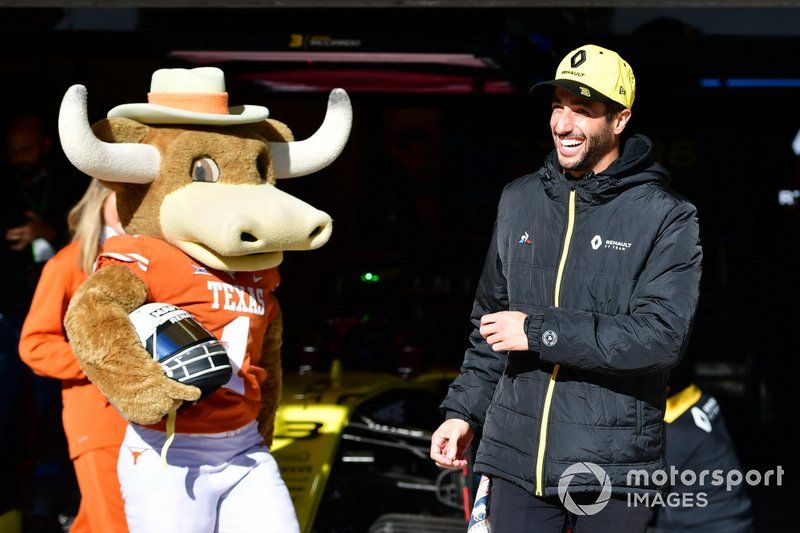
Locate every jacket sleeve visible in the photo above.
<box><xmin>440</xmin><ymin>219</ymin><xmax>509</xmax><ymax>430</ymax></box>
<box><xmin>19</xmin><ymin>255</ymin><xmax>85</xmax><ymax>381</ymax></box>
<box><xmin>537</xmin><ymin>202</ymin><xmax>702</xmax><ymax>375</ymax></box>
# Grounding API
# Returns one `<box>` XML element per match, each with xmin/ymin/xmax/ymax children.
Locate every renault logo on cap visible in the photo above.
<box><xmin>570</xmin><ymin>50</ymin><xmax>587</xmax><ymax>68</ymax></box>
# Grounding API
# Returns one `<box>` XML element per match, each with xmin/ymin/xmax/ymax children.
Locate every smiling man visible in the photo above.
<box><xmin>431</xmin><ymin>45</ymin><xmax>703</xmax><ymax>532</ymax></box>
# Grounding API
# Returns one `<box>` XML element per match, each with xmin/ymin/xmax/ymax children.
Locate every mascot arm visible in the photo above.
<box><xmin>64</xmin><ymin>265</ymin><xmax>201</xmax><ymax>424</ymax></box>
<box><xmin>257</xmin><ymin>301</ymin><xmax>283</xmax><ymax>447</ymax></box>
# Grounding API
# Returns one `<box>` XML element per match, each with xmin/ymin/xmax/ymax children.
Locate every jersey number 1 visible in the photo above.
<box><xmin>220</xmin><ymin>316</ymin><xmax>250</xmax><ymax>395</ymax></box>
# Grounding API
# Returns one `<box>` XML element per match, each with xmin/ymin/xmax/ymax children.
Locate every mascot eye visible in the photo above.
<box><xmin>191</xmin><ymin>157</ymin><xmax>220</xmax><ymax>183</ymax></box>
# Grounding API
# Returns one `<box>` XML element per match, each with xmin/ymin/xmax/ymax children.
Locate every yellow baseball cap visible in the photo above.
<box><xmin>531</xmin><ymin>44</ymin><xmax>636</xmax><ymax>109</ymax></box>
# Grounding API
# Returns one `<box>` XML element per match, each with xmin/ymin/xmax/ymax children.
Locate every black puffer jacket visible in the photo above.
<box><xmin>441</xmin><ymin>135</ymin><xmax>702</xmax><ymax>497</ymax></box>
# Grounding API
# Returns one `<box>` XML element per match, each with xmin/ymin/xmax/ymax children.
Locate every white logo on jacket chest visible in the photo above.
<box><xmin>591</xmin><ymin>234</ymin><xmax>632</xmax><ymax>252</ymax></box>
<box><xmin>207</xmin><ymin>281</ymin><xmax>266</xmax><ymax>315</ymax></box>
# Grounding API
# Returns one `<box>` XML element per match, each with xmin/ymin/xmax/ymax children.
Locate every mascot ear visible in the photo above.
<box><xmin>92</xmin><ymin>117</ymin><xmax>150</xmax><ymax>144</ymax></box>
<box><xmin>249</xmin><ymin>119</ymin><xmax>295</xmax><ymax>143</ymax></box>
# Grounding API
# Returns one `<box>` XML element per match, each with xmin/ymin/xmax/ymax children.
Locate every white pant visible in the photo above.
<box><xmin>118</xmin><ymin>421</ymin><xmax>299</xmax><ymax>533</ymax></box>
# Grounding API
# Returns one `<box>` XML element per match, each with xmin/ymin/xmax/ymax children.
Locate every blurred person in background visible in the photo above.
<box><xmin>19</xmin><ymin>179</ymin><xmax>127</xmax><ymax>533</ymax></box>
<box><xmin>0</xmin><ymin>113</ymin><xmax>82</xmax><ymax>528</ymax></box>
<box><xmin>649</xmin><ymin>357</ymin><xmax>753</xmax><ymax>533</ymax></box>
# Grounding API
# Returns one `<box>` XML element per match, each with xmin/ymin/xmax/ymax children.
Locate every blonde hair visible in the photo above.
<box><xmin>67</xmin><ymin>179</ymin><xmax>112</xmax><ymax>274</ymax></box>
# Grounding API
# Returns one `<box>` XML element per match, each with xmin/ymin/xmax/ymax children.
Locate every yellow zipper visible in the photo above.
<box><xmin>535</xmin><ymin>188</ymin><xmax>576</xmax><ymax>496</ymax></box>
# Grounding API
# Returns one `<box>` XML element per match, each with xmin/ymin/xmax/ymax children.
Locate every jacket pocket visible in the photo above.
<box><xmin>635</xmin><ymin>400</ymin><xmax>643</xmax><ymax>435</ymax></box>
<box><xmin>487</xmin><ymin>359</ymin><xmax>513</xmax><ymax>410</ymax></box>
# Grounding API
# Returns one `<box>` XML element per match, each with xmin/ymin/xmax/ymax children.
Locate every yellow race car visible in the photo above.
<box><xmin>272</xmin><ymin>363</ymin><xmax>468</xmax><ymax>532</ymax></box>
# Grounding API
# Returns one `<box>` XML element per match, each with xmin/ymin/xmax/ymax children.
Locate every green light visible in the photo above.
<box><xmin>360</xmin><ymin>272</ymin><xmax>380</xmax><ymax>283</ymax></box>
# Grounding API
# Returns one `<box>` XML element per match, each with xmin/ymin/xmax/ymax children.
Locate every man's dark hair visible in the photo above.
<box><xmin>605</xmin><ymin>101</ymin><xmax>627</xmax><ymax>123</ymax></box>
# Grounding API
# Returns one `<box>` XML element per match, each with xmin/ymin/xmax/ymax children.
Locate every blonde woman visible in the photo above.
<box><xmin>19</xmin><ymin>179</ymin><xmax>128</xmax><ymax>532</ymax></box>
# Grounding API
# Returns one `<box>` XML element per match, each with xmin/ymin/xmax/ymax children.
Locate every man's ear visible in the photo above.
<box><xmin>614</xmin><ymin>109</ymin><xmax>632</xmax><ymax>135</ymax></box>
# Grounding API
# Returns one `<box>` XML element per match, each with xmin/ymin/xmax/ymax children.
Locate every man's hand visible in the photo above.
<box><xmin>5</xmin><ymin>211</ymin><xmax>56</xmax><ymax>251</ymax></box>
<box><xmin>480</xmin><ymin>311</ymin><xmax>528</xmax><ymax>352</ymax></box>
<box><xmin>430</xmin><ymin>418</ymin><xmax>474</xmax><ymax>469</ymax></box>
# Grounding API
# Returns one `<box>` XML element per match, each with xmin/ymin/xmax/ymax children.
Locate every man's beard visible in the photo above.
<box><xmin>557</xmin><ymin>124</ymin><xmax>615</xmax><ymax>175</ymax></box>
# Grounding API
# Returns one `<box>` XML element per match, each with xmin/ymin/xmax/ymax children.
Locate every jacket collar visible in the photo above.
<box><xmin>540</xmin><ymin>134</ymin><xmax>670</xmax><ymax>205</ymax></box>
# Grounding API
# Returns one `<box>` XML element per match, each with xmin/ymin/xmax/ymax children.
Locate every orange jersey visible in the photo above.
<box><xmin>95</xmin><ymin>234</ymin><xmax>280</xmax><ymax>434</ymax></box>
<box><xmin>19</xmin><ymin>241</ymin><xmax>128</xmax><ymax>458</ymax></box>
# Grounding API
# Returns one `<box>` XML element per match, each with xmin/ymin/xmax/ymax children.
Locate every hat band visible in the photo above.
<box><xmin>147</xmin><ymin>92</ymin><xmax>229</xmax><ymax>114</ymax></box>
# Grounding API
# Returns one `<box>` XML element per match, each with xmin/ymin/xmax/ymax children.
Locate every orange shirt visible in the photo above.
<box><xmin>19</xmin><ymin>241</ymin><xmax>128</xmax><ymax>459</ymax></box>
<box><xmin>95</xmin><ymin>234</ymin><xmax>280</xmax><ymax>434</ymax></box>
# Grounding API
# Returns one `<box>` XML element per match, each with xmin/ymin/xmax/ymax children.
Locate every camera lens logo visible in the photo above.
<box><xmin>558</xmin><ymin>462</ymin><xmax>613</xmax><ymax>516</ymax></box>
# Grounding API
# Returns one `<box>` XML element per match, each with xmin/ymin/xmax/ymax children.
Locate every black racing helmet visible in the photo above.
<box><xmin>129</xmin><ymin>303</ymin><xmax>232</xmax><ymax>399</ymax></box>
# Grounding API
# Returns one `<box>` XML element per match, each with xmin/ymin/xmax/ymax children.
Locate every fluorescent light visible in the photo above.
<box><xmin>793</xmin><ymin>128</ymin><xmax>800</xmax><ymax>156</ymax></box>
<box><xmin>700</xmin><ymin>78</ymin><xmax>800</xmax><ymax>88</ymax></box>
<box><xmin>700</xmin><ymin>79</ymin><xmax>722</xmax><ymax>88</ymax></box>
<box><xmin>727</xmin><ymin>79</ymin><xmax>800</xmax><ymax>88</ymax></box>
<box><xmin>778</xmin><ymin>190</ymin><xmax>800</xmax><ymax>206</ymax></box>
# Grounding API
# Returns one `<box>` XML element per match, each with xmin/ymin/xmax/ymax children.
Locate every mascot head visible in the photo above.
<box><xmin>58</xmin><ymin>67</ymin><xmax>351</xmax><ymax>272</ymax></box>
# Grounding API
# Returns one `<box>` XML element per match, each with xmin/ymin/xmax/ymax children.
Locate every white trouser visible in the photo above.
<box><xmin>118</xmin><ymin>420</ymin><xmax>299</xmax><ymax>533</ymax></box>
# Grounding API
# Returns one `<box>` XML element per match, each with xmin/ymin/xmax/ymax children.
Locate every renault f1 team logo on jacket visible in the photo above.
<box><xmin>591</xmin><ymin>235</ymin><xmax>633</xmax><ymax>251</ymax></box>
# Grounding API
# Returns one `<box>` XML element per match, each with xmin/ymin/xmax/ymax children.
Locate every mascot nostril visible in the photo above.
<box><xmin>309</xmin><ymin>225</ymin><xmax>324</xmax><ymax>239</ymax></box>
<box><xmin>59</xmin><ymin>66</ymin><xmax>351</xmax><ymax>532</ymax></box>
<box><xmin>240</xmin><ymin>231</ymin><xmax>258</xmax><ymax>243</ymax></box>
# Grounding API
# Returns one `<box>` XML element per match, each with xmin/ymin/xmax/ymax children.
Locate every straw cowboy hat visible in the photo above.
<box><xmin>108</xmin><ymin>67</ymin><xmax>269</xmax><ymax>125</ymax></box>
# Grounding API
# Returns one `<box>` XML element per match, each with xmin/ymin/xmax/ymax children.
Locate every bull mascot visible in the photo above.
<box><xmin>59</xmin><ymin>67</ymin><xmax>351</xmax><ymax>532</ymax></box>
